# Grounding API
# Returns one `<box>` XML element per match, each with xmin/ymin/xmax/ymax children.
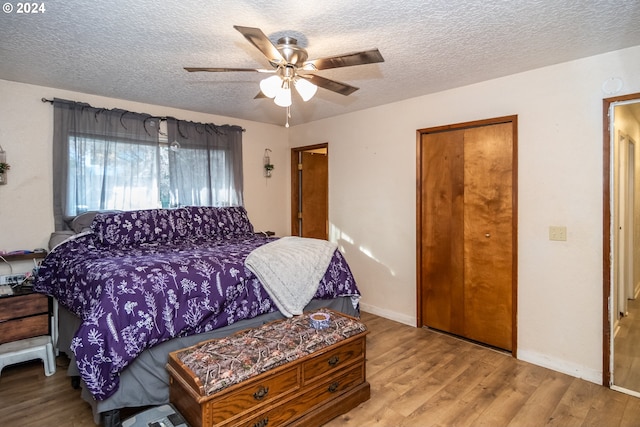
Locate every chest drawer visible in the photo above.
<box><xmin>206</xmin><ymin>365</ymin><xmax>299</xmax><ymax>424</ymax></box>
<box><xmin>239</xmin><ymin>362</ymin><xmax>366</xmax><ymax>427</ymax></box>
<box><xmin>302</xmin><ymin>336</ymin><xmax>365</xmax><ymax>383</ymax></box>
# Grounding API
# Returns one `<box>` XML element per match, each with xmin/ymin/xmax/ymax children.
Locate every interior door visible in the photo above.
<box><xmin>419</xmin><ymin>129</ymin><xmax>465</xmax><ymax>336</ymax></box>
<box><xmin>617</xmin><ymin>132</ymin><xmax>630</xmax><ymax>317</ymax></box>
<box><xmin>291</xmin><ymin>144</ymin><xmax>328</xmax><ymax>239</ymax></box>
<box><xmin>463</xmin><ymin>123</ymin><xmax>514</xmax><ymax>349</ymax></box>
<box><xmin>604</xmin><ymin>96</ymin><xmax>640</xmax><ymax>397</ymax></box>
<box><xmin>417</xmin><ymin>117</ymin><xmax>517</xmax><ymax>353</ymax></box>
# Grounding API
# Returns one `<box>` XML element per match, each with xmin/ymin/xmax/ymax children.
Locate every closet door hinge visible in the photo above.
<box><xmin>298</xmin><ymin>163</ymin><xmax>303</xmax><ymax>171</ymax></box>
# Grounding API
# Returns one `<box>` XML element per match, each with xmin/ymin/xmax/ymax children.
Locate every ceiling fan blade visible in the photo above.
<box><xmin>254</xmin><ymin>91</ymin><xmax>268</xmax><ymax>99</ymax></box>
<box><xmin>304</xmin><ymin>48</ymin><xmax>384</xmax><ymax>71</ymax></box>
<box><xmin>233</xmin><ymin>25</ymin><xmax>285</xmax><ymax>65</ymax></box>
<box><xmin>306</xmin><ymin>74</ymin><xmax>359</xmax><ymax>96</ymax></box>
<box><xmin>184</xmin><ymin>67</ymin><xmax>274</xmax><ymax>73</ymax></box>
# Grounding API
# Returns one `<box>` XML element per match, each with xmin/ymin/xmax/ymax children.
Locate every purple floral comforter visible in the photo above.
<box><xmin>33</xmin><ymin>207</ymin><xmax>359</xmax><ymax>400</ymax></box>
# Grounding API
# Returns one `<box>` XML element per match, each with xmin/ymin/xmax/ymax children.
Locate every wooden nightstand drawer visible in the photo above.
<box><xmin>0</xmin><ymin>314</ymin><xmax>49</xmax><ymax>344</ymax></box>
<box><xmin>0</xmin><ymin>292</ymin><xmax>50</xmax><ymax>344</ymax></box>
<box><xmin>0</xmin><ymin>293</ymin><xmax>48</xmax><ymax>322</ymax></box>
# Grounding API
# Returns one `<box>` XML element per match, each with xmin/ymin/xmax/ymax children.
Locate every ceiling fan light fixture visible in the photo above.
<box><xmin>259</xmin><ymin>75</ymin><xmax>281</xmax><ymax>98</ymax></box>
<box><xmin>294</xmin><ymin>77</ymin><xmax>318</xmax><ymax>102</ymax></box>
<box><xmin>274</xmin><ymin>83</ymin><xmax>292</xmax><ymax>107</ymax></box>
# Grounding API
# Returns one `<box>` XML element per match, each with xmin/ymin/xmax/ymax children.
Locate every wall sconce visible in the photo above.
<box><xmin>263</xmin><ymin>148</ymin><xmax>274</xmax><ymax>178</ymax></box>
<box><xmin>0</xmin><ymin>145</ymin><xmax>9</xmax><ymax>185</ymax></box>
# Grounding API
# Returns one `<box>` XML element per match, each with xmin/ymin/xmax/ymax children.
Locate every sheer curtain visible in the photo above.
<box><xmin>53</xmin><ymin>99</ymin><xmax>161</xmax><ymax>230</ymax></box>
<box><xmin>166</xmin><ymin>118</ymin><xmax>244</xmax><ymax>207</ymax></box>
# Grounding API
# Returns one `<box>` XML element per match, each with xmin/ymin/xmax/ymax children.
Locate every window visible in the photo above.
<box><xmin>68</xmin><ymin>134</ymin><xmax>161</xmax><ymax>213</ymax></box>
<box><xmin>166</xmin><ymin>117</ymin><xmax>244</xmax><ymax>209</ymax></box>
<box><xmin>52</xmin><ymin>99</ymin><xmax>243</xmax><ymax>231</ymax></box>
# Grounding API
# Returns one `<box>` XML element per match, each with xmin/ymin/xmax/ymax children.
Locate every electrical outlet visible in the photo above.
<box><xmin>0</xmin><ymin>273</ymin><xmax>27</xmax><ymax>285</ymax></box>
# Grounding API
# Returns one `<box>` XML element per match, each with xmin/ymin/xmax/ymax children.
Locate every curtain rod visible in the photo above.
<box><xmin>40</xmin><ymin>97</ymin><xmax>246</xmax><ymax>131</ymax></box>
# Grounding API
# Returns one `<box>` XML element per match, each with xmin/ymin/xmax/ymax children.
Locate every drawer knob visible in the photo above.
<box><xmin>253</xmin><ymin>385</ymin><xmax>269</xmax><ymax>401</ymax></box>
<box><xmin>328</xmin><ymin>355</ymin><xmax>340</xmax><ymax>366</ymax></box>
<box><xmin>328</xmin><ymin>382</ymin><xmax>340</xmax><ymax>393</ymax></box>
<box><xmin>253</xmin><ymin>417</ymin><xmax>269</xmax><ymax>427</ymax></box>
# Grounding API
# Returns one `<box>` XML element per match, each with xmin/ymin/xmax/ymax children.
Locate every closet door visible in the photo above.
<box><xmin>420</xmin><ymin>128</ymin><xmax>466</xmax><ymax>336</ymax></box>
<box><xmin>417</xmin><ymin>118</ymin><xmax>516</xmax><ymax>352</ymax></box>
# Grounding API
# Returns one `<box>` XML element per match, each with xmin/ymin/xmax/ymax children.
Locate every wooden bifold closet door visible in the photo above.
<box><xmin>417</xmin><ymin>117</ymin><xmax>517</xmax><ymax>353</ymax></box>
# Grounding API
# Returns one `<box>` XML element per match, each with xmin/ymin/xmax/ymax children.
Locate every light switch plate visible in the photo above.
<box><xmin>549</xmin><ymin>226</ymin><xmax>567</xmax><ymax>241</ymax></box>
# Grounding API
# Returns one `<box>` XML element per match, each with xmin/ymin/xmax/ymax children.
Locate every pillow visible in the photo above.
<box><xmin>70</xmin><ymin>211</ymin><xmax>102</xmax><ymax>233</ymax></box>
<box><xmin>48</xmin><ymin>231</ymin><xmax>76</xmax><ymax>250</ymax></box>
<box><xmin>91</xmin><ymin>208</ymin><xmax>191</xmax><ymax>247</ymax></box>
<box><xmin>216</xmin><ymin>206</ymin><xmax>254</xmax><ymax>236</ymax></box>
<box><xmin>185</xmin><ymin>206</ymin><xmax>254</xmax><ymax>239</ymax></box>
<box><xmin>186</xmin><ymin>206</ymin><xmax>222</xmax><ymax>239</ymax></box>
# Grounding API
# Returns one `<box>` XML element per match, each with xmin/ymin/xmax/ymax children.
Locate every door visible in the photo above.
<box><xmin>616</xmin><ymin>132</ymin><xmax>635</xmax><ymax>318</ymax></box>
<box><xmin>603</xmin><ymin>95</ymin><xmax>640</xmax><ymax>397</ymax></box>
<box><xmin>417</xmin><ymin>116</ymin><xmax>517</xmax><ymax>353</ymax></box>
<box><xmin>291</xmin><ymin>144</ymin><xmax>328</xmax><ymax>239</ymax></box>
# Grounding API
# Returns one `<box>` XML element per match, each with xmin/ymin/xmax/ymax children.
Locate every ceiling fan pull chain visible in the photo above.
<box><xmin>285</xmin><ymin>106</ymin><xmax>291</xmax><ymax>128</ymax></box>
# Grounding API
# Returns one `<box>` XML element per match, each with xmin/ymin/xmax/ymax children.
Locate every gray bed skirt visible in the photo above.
<box><xmin>57</xmin><ymin>297</ymin><xmax>360</xmax><ymax>424</ymax></box>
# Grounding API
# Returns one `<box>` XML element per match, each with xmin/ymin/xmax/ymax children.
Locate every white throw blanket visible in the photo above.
<box><xmin>245</xmin><ymin>236</ymin><xmax>338</xmax><ymax>317</ymax></box>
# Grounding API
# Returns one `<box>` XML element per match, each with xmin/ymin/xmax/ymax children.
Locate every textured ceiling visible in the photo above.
<box><xmin>1</xmin><ymin>0</ymin><xmax>639</xmax><ymax>127</ymax></box>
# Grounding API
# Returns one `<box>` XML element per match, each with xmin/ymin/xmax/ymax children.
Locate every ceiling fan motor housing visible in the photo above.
<box><xmin>276</xmin><ymin>37</ymin><xmax>308</xmax><ymax>67</ymax></box>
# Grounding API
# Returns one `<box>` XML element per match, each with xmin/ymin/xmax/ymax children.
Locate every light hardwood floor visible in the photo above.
<box><xmin>1</xmin><ymin>311</ymin><xmax>640</xmax><ymax>426</ymax></box>
<box><xmin>614</xmin><ymin>296</ymin><xmax>640</xmax><ymax>392</ymax></box>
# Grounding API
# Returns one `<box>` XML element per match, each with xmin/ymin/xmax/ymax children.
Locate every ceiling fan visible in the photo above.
<box><xmin>184</xmin><ymin>25</ymin><xmax>384</xmax><ymax>126</ymax></box>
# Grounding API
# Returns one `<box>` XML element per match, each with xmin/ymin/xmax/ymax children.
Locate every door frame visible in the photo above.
<box><xmin>416</xmin><ymin>115</ymin><xmax>518</xmax><ymax>356</ymax></box>
<box><xmin>602</xmin><ymin>92</ymin><xmax>640</xmax><ymax>387</ymax></box>
<box><xmin>290</xmin><ymin>143</ymin><xmax>329</xmax><ymax>237</ymax></box>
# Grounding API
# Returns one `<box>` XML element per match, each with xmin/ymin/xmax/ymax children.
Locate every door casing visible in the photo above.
<box><xmin>602</xmin><ymin>92</ymin><xmax>640</xmax><ymax>387</ymax></box>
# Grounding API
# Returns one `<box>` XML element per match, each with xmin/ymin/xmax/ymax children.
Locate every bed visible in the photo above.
<box><xmin>33</xmin><ymin>206</ymin><xmax>361</xmax><ymax>426</ymax></box>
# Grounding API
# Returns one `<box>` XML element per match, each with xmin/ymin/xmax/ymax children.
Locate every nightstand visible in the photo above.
<box><xmin>0</xmin><ymin>272</ymin><xmax>55</xmax><ymax>377</ymax></box>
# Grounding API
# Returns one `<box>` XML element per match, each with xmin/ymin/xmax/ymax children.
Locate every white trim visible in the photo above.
<box><xmin>359</xmin><ymin>302</ymin><xmax>415</xmax><ymax>327</ymax></box>
<box><xmin>612</xmin><ymin>385</ymin><xmax>640</xmax><ymax>399</ymax></box>
<box><xmin>362</xmin><ymin>302</ymin><xmax>605</xmax><ymax>385</ymax></box>
<box><xmin>518</xmin><ymin>348</ymin><xmax>602</xmax><ymax>384</ymax></box>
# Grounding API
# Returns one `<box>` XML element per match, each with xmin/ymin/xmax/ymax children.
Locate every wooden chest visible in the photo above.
<box><xmin>167</xmin><ymin>310</ymin><xmax>370</xmax><ymax>427</ymax></box>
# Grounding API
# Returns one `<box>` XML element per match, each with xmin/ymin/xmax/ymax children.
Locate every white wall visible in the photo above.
<box><xmin>288</xmin><ymin>45</ymin><xmax>640</xmax><ymax>383</ymax></box>
<box><xmin>0</xmin><ymin>79</ymin><xmax>290</xmax><ymax>253</ymax></box>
